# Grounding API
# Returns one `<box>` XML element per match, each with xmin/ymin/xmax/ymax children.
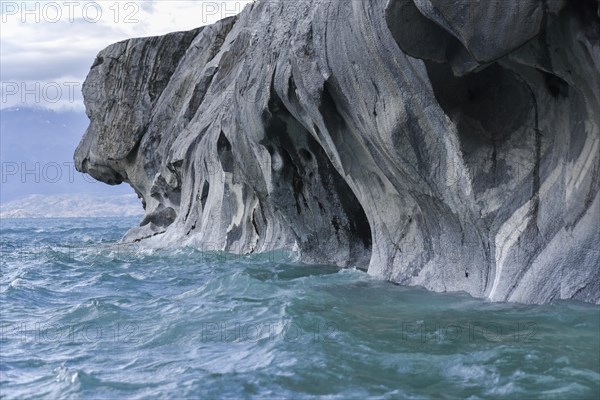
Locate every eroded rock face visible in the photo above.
<box><xmin>75</xmin><ymin>0</ymin><xmax>600</xmax><ymax>304</ymax></box>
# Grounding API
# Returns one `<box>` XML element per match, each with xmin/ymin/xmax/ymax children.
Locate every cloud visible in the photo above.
<box><xmin>0</xmin><ymin>0</ymin><xmax>253</xmax><ymax>110</ymax></box>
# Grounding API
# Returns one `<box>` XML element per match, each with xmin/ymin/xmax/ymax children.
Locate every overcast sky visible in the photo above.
<box><xmin>0</xmin><ymin>0</ymin><xmax>253</xmax><ymax>110</ymax></box>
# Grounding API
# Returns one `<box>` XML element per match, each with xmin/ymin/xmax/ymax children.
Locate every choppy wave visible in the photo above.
<box><xmin>1</xmin><ymin>217</ymin><xmax>598</xmax><ymax>399</ymax></box>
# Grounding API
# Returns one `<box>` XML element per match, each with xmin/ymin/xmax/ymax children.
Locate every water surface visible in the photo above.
<box><xmin>1</xmin><ymin>218</ymin><xmax>598</xmax><ymax>399</ymax></box>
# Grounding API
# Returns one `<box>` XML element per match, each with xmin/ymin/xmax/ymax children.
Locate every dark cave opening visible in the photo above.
<box><xmin>258</xmin><ymin>84</ymin><xmax>373</xmax><ymax>265</ymax></box>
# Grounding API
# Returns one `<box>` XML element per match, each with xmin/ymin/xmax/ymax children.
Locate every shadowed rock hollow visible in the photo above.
<box><xmin>75</xmin><ymin>0</ymin><xmax>600</xmax><ymax>304</ymax></box>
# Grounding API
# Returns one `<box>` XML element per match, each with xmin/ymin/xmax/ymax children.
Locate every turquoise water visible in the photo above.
<box><xmin>1</xmin><ymin>217</ymin><xmax>598</xmax><ymax>399</ymax></box>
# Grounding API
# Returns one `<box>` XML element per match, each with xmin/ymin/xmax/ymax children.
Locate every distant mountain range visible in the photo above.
<box><xmin>0</xmin><ymin>193</ymin><xmax>143</xmax><ymax>218</ymax></box>
<box><xmin>0</xmin><ymin>107</ymin><xmax>134</xmax><ymax>203</ymax></box>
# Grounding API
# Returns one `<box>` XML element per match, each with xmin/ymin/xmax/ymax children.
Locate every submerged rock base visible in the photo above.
<box><xmin>75</xmin><ymin>0</ymin><xmax>600</xmax><ymax>303</ymax></box>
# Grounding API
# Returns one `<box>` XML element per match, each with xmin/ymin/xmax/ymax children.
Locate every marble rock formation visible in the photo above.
<box><xmin>75</xmin><ymin>0</ymin><xmax>600</xmax><ymax>303</ymax></box>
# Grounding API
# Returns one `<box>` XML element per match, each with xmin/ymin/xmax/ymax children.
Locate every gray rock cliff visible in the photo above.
<box><xmin>75</xmin><ymin>0</ymin><xmax>600</xmax><ymax>304</ymax></box>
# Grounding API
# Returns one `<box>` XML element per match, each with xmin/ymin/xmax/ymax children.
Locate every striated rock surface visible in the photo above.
<box><xmin>75</xmin><ymin>0</ymin><xmax>600</xmax><ymax>304</ymax></box>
